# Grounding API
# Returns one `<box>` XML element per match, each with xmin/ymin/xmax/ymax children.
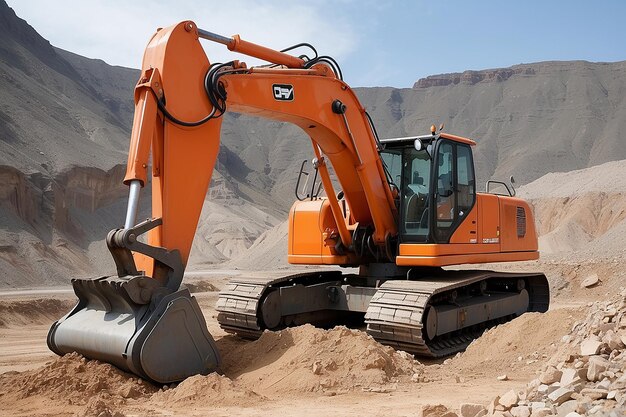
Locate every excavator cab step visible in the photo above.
<box><xmin>47</xmin><ymin>275</ymin><xmax>220</xmax><ymax>384</ymax></box>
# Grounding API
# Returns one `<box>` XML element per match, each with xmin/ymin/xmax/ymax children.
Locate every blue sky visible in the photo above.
<box><xmin>8</xmin><ymin>0</ymin><xmax>626</xmax><ymax>87</ymax></box>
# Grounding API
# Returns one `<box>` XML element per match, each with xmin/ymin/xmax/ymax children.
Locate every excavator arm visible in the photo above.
<box><xmin>120</xmin><ymin>21</ymin><xmax>399</xmax><ymax>276</ymax></box>
<box><xmin>48</xmin><ymin>20</ymin><xmax>399</xmax><ymax>383</ymax></box>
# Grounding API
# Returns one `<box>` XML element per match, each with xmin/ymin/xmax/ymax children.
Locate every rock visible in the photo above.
<box><xmin>547</xmin><ymin>387</ymin><xmax>573</xmax><ymax>405</ymax></box>
<box><xmin>579</xmin><ymin>388</ymin><xmax>608</xmax><ymax>400</ymax></box>
<box><xmin>563</xmin><ymin>413</ymin><xmax>581</xmax><ymax>417</ymax></box>
<box><xmin>539</xmin><ymin>367</ymin><xmax>562</xmax><ymax>385</ymax></box>
<box><xmin>537</xmin><ymin>384</ymin><xmax>549</xmax><ymax>395</ymax></box>
<box><xmin>607</xmin><ymin>390</ymin><xmax>617</xmax><ymax>400</ymax></box>
<box><xmin>419</xmin><ymin>404</ymin><xmax>454</xmax><ymax>417</ymax></box>
<box><xmin>487</xmin><ymin>396</ymin><xmax>500</xmax><ymax>415</ymax></box>
<box><xmin>556</xmin><ymin>400</ymin><xmax>577</xmax><ymax>417</ymax></box>
<box><xmin>587</xmin><ymin>405</ymin><xmax>603</xmax><ymax>414</ymax></box>
<box><xmin>529</xmin><ymin>408</ymin><xmax>552</xmax><ymax>417</ymax></box>
<box><xmin>459</xmin><ymin>403</ymin><xmax>486</xmax><ymax>417</ymax></box>
<box><xmin>499</xmin><ymin>390</ymin><xmax>519</xmax><ymax>409</ymax></box>
<box><xmin>598</xmin><ymin>323</ymin><xmax>616</xmax><ymax>334</ymax></box>
<box><xmin>560</xmin><ymin>368</ymin><xmax>586</xmax><ymax>387</ymax></box>
<box><xmin>596</xmin><ymin>378</ymin><xmax>611</xmax><ymax>390</ymax></box>
<box><xmin>510</xmin><ymin>406</ymin><xmax>530</xmax><ymax>417</ymax></box>
<box><xmin>587</xmin><ymin>356</ymin><xmax>610</xmax><ymax>381</ymax></box>
<box><xmin>602</xmin><ymin>330</ymin><xmax>625</xmax><ymax>350</ymax></box>
<box><xmin>547</xmin><ymin>383</ymin><xmax>562</xmax><ymax>395</ymax></box>
<box><xmin>580</xmin><ymin>274</ymin><xmax>599</xmax><ymax>288</ymax></box>
<box><xmin>580</xmin><ymin>339</ymin><xmax>603</xmax><ymax>356</ymax></box>
<box><xmin>529</xmin><ymin>402</ymin><xmax>546</xmax><ymax>411</ymax></box>
<box><xmin>497</xmin><ymin>374</ymin><xmax>509</xmax><ymax>381</ymax></box>
<box><xmin>312</xmin><ymin>360</ymin><xmax>323</xmax><ymax>375</ymax></box>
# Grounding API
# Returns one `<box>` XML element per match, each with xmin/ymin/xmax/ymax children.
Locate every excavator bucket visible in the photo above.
<box><xmin>47</xmin><ymin>218</ymin><xmax>221</xmax><ymax>384</ymax></box>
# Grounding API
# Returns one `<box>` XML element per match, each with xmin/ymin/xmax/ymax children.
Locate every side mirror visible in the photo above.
<box><xmin>509</xmin><ymin>176</ymin><xmax>516</xmax><ymax>196</ymax></box>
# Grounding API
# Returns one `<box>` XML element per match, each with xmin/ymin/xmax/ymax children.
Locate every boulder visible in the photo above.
<box><xmin>459</xmin><ymin>403</ymin><xmax>486</xmax><ymax>417</ymax></box>
<box><xmin>510</xmin><ymin>406</ymin><xmax>531</xmax><ymax>417</ymax></box>
<box><xmin>586</xmin><ymin>356</ymin><xmax>610</xmax><ymax>381</ymax></box>
<box><xmin>579</xmin><ymin>388</ymin><xmax>608</xmax><ymax>400</ymax></box>
<box><xmin>580</xmin><ymin>339</ymin><xmax>602</xmax><ymax>356</ymax></box>
<box><xmin>499</xmin><ymin>390</ymin><xmax>519</xmax><ymax>409</ymax></box>
<box><xmin>547</xmin><ymin>387</ymin><xmax>573</xmax><ymax>405</ymax></box>
<box><xmin>539</xmin><ymin>367</ymin><xmax>562</xmax><ymax>385</ymax></box>
<box><xmin>580</xmin><ymin>274</ymin><xmax>599</xmax><ymax>288</ymax></box>
<box><xmin>602</xmin><ymin>330</ymin><xmax>625</xmax><ymax>350</ymax></box>
<box><xmin>556</xmin><ymin>400</ymin><xmax>577</xmax><ymax>417</ymax></box>
<box><xmin>529</xmin><ymin>408</ymin><xmax>552</xmax><ymax>417</ymax></box>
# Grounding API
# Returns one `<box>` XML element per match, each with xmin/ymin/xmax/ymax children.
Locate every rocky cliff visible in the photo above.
<box><xmin>1</xmin><ymin>0</ymin><xmax>625</xmax><ymax>286</ymax></box>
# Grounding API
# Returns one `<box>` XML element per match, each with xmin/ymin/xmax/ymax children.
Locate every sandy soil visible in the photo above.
<box><xmin>0</xmin><ymin>265</ymin><xmax>600</xmax><ymax>417</ymax></box>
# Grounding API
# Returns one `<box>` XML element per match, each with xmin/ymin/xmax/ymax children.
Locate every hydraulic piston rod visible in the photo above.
<box><xmin>197</xmin><ymin>27</ymin><xmax>305</xmax><ymax>68</ymax></box>
<box><xmin>124</xmin><ymin>180</ymin><xmax>141</xmax><ymax>229</ymax></box>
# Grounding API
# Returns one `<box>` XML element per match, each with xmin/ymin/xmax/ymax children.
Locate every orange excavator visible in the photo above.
<box><xmin>48</xmin><ymin>21</ymin><xmax>549</xmax><ymax>383</ymax></box>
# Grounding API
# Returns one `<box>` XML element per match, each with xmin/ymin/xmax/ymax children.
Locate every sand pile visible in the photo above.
<box><xmin>0</xmin><ymin>353</ymin><xmax>156</xmax><ymax>407</ymax></box>
<box><xmin>0</xmin><ymin>298</ymin><xmax>75</xmax><ymax>327</ymax></box>
<box><xmin>517</xmin><ymin>159</ymin><xmax>626</xmax><ymax>259</ymax></box>
<box><xmin>151</xmin><ymin>373</ymin><xmax>262</xmax><ymax>408</ymax></box>
<box><xmin>445</xmin><ymin>309</ymin><xmax>580</xmax><ymax>378</ymax></box>
<box><xmin>220</xmin><ymin>324</ymin><xmax>422</xmax><ymax>393</ymax></box>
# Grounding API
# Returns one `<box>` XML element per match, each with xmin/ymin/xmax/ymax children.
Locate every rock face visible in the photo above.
<box><xmin>413</xmin><ymin>66</ymin><xmax>536</xmax><ymax>88</ymax></box>
<box><xmin>3</xmin><ymin>0</ymin><xmax>626</xmax><ymax>285</ymax></box>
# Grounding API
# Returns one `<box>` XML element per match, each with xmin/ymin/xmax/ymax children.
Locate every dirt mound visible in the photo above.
<box><xmin>434</xmin><ymin>308</ymin><xmax>582</xmax><ymax>381</ymax></box>
<box><xmin>152</xmin><ymin>374</ymin><xmax>261</xmax><ymax>408</ymax></box>
<box><xmin>77</xmin><ymin>398</ymin><xmax>125</xmax><ymax>417</ymax></box>
<box><xmin>220</xmin><ymin>324</ymin><xmax>422</xmax><ymax>394</ymax></box>
<box><xmin>0</xmin><ymin>353</ymin><xmax>156</xmax><ymax>407</ymax></box>
<box><xmin>0</xmin><ymin>298</ymin><xmax>75</xmax><ymax>327</ymax></box>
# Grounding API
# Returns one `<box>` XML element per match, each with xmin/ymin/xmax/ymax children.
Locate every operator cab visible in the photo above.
<box><xmin>380</xmin><ymin>132</ymin><xmax>476</xmax><ymax>244</ymax></box>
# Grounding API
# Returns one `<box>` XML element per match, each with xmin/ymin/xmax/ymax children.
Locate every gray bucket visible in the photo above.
<box><xmin>47</xmin><ymin>276</ymin><xmax>221</xmax><ymax>384</ymax></box>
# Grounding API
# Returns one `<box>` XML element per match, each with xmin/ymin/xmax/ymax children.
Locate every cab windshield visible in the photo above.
<box><xmin>381</xmin><ymin>146</ymin><xmax>431</xmax><ymax>242</ymax></box>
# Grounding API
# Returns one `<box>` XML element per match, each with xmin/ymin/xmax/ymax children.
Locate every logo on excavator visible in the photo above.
<box><xmin>272</xmin><ymin>84</ymin><xmax>294</xmax><ymax>101</ymax></box>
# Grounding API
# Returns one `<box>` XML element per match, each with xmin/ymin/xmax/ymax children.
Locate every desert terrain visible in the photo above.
<box><xmin>1</xmin><ymin>1</ymin><xmax>626</xmax><ymax>416</ymax></box>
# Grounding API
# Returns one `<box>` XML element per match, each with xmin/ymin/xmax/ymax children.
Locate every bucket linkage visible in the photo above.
<box><xmin>47</xmin><ymin>218</ymin><xmax>220</xmax><ymax>384</ymax></box>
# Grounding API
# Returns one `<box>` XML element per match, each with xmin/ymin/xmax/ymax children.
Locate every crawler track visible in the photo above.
<box><xmin>216</xmin><ymin>271</ymin><xmax>342</xmax><ymax>339</ymax></box>
<box><xmin>216</xmin><ymin>270</ymin><xmax>549</xmax><ymax>357</ymax></box>
<box><xmin>365</xmin><ymin>271</ymin><xmax>550</xmax><ymax>357</ymax></box>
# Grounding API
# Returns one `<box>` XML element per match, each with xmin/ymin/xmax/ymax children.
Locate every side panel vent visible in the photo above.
<box><xmin>516</xmin><ymin>206</ymin><xmax>526</xmax><ymax>238</ymax></box>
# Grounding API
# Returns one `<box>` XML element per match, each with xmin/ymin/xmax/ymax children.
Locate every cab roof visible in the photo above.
<box><xmin>380</xmin><ymin>132</ymin><xmax>476</xmax><ymax>146</ymax></box>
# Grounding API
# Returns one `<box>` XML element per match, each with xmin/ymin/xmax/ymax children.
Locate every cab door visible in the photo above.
<box><xmin>433</xmin><ymin>140</ymin><xmax>476</xmax><ymax>243</ymax></box>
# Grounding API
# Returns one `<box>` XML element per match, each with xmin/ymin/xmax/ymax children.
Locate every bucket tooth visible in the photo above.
<box><xmin>48</xmin><ymin>276</ymin><xmax>220</xmax><ymax>384</ymax></box>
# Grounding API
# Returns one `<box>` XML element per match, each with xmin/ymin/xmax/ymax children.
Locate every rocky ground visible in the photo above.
<box><xmin>0</xmin><ymin>261</ymin><xmax>623</xmax><ymax>416</ymax></box>
<box><xmin>428</xmin><ymin>289</ymin><xmax>626</xmax><ymax>417</ymax></box>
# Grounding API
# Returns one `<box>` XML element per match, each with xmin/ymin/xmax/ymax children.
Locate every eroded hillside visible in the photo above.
<box><xmin>1</xmin><ymin>0</ymin><xmax>626</xmax><ymax>286</ymax></box>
